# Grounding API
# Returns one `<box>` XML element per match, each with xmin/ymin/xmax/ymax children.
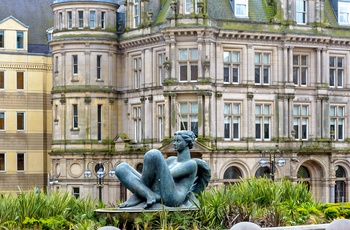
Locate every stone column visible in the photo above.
<box><xmin>247</xmin><ymin>93</ymin><xmax>254</xmax><ymax>140</ymax></box>
<box><xmin>197</xmin><ymin>33</ymin><xmax>203</xmax><ymax>80</ymax></box>
<box><xmin>277</xmin><ymin>95</ymin><xmax>285</xmax><ymax>138</ymax></box>
<box><xmin>316</xmin><ymin>48</ymin><xmax>321</xmax><ymax>85</ymax></box>
<box><xmin>247</xmin><ymin>44</ymin><xmax>254</xmax><ymax>84</ymax></box>
<box><xmin>197</xmin><ymin>93</ymin><xmax>203</xmax><ymax>137</ymax></box>
<box><xmin>85</xmin><ymin>50</ymin><xmax>90</xmax><ymax>85</ymax></box>
<box><xmin>322</xmin><ymin>48</ymin><xmax>328</xmax><ymax>85</ymax></box>
<box><xmin>204</xmin><ymin>92</ymin><xmax>211</xmax><ymax>137</ymax></box>
<box><xmin>288</xmin><ymin>46</ymin><xmax>294</xmax><ymax>83</ymax></box>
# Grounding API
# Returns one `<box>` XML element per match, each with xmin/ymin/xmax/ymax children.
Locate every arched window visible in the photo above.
<box><xmin>335</xmin><ymin>165</ymin><xmax>346</xmax><ymax>202</ymax></box>
<box><xmin>136</xmin><ymin>163</ymin><xmax>143</xmax><ymax>173</ymax></box>
<box><xmin>255</xmin><ymin>166</ymin><xmax>271</xmax><ymax>178</ymax></box>
<box><xmin>297</xmin><ymin>165</ymin><xmax>311</xmax><ymax>190</ymax></box>
<box><xmin>223</xmin><ymin>166</ymin><xmax>242</xmax><ymax>185</ymax></box>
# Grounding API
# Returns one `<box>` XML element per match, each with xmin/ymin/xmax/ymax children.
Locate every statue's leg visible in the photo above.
<box><xmin>141</xmin><ymin>149</ymin><xmax>181</xmax><ymax>207</ymax></box>
<box><xmin>115</xmin><ymin>162</ymin><xmax>159</xmax><ymax>208</ymax></box>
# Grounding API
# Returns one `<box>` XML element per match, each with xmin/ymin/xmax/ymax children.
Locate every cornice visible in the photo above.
<box><xmin>0</xmin><ymin>63</ymin><xmax>52</xmax><ymax>71</ymax></box>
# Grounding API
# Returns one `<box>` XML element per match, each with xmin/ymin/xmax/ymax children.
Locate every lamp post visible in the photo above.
<box><xmin>259</xmin><ymin>145</ymin><xmax>286</xmax><ymax>181</ymax></box>
<box><xmin>84</xmin><ymin>161</ymin><xmax>115</xmax><ymax>202</ymax></box>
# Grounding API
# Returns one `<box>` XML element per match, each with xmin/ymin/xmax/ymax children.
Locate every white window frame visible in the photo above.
<box><xmin>17</xmin><ymin>152</ymin><xmax>25</xmax><ymax>172</ymax></box>
<box><xmin>133</xmin><ymin>0</ymin><xmax>140</xmax><ymax>28</ymax></box>
<box><xmin>255</xmin><ymin>104</ymin><xmax>271</xmax><ymax>141</ymax></box>
<box><xmin>97</xmin><ymin>55</ymin><xmax>102</xmax><ymax>80</ymax></box>
<box><xmin>254</xmin><ymin>52</ymin><xmax>271</xmax><ymax>85</ymax></box>
<box><xmin>178</xmin><ymin>102</ymin><xmax>198</xmax><ymax>137</ymax></box>
<box><xmin>0</xmin><ymin>71</ymin><xmax>4</xmax><ymax>89</ymax></box>
<box><xmin>16</xmin><ymin>31</ymin><xmax>24</xmax><ymax>49</ymax></box>
<box><xmin>296</xmin><ymin>0</ymin><xmax>307</xmax><ymax>24</ymax></box>
<box><xmin>90</xmin><ymin>11</ymin><xmax>96</xmax><ymax>28</ymax></box>
<box><xmin>101</xmin><ymin>11</ymin><xmax>106</xmax><ymax>29</ymax></box>
<box><xmin>17</xmin><ymin>112</ymin><xmax>25</xmax><ymax>131</ymax></box>
<box><xmin>133</xmin><ymin>57</ymin><xmax>142</xmax><ymax>89</ymax></box>
<box><xmin>293</xmin><ymin>54</ymin><xmax>308</xmax><ymax>86</ymax></box>
<box><xmin>133</xmin><ymin>105</ymin><xmax>142</xmax><ymax>142</ymax></box>
<box><xmin>235</xmin><ymin>0</ymin><xmax>248</xmax><ymax>18</ymax></box>
<box><xmin>67</xmin><ymin>11</ymin><xmax>73</xmax><ymax>29</ymax></box>
<box><xmin>157</xmin><ymin>52</ymin><xmax>166</xmax><ymax>86</ymax></box>
<box><xmin>224</xmin><ymin>102</ymin><xmax>241</xmax><ymax>141</ymax></box>
<box><xmin>0</xmin><ymin>30</ymin><xmax>4</xmax><ymax>48</ymax></box>
<box><xmin>178</xmin><ymin>48</ymin><xmax>198</xmax><ymax>82</ymax></box>
<box><xmin>293</xmin><ymin>104</ymin><xmax>309</xmax><ymax>140</ymax></box>
<box><xmin>223</xmin><ymin>50</ymin><xmax>240</xmax><ymax>84</ymax></box>
<box><xmin>72</xmin><ymin>104</ymin><xmax>78</xmax><ymax>129</ymax></box>
<box><xmin>329</xmin><ymin>56</ymin><xmax>344</xmax><ymax>88</ymax></box>
<box><xmin>157</xmin><ymin>103</ymin><xmax>165</xmax><ymax>141</ymax></box>
<box><xmin>59</xmin><ymin>12</ymin><xmax>63</xmax><ymax>30</ymax></box>
<box><xmin>0</xmin><ymin>111</ymin><xmax>5</xmax><ymax>130</ymax></box>
<box><xmin>0</xmin><ymin>153</ymin><xmax>5</xmax><ymax>172</ymax></box>
<box><xmin>330</xmin><ymin>105</ymin><xmax>345</xmax><ymax>141</ymax></box>
<box><xmin>97</xmin><ymin>104</ymin><xmax>102</xmax><ymax>141</ymax></box>
<box><xmin>78</xmin><ymin>11</ymin><xmax>84</xmax><ymax>28</ymax></box>
<box><xmin>73</xmin><ymin>55</ymin><xmax>78</xmax><ymax>75</ymax></box>
<box><xmin>185</xmin><ymin>0</ymin><xmax>191</xmax><ymax>14</ymax></box>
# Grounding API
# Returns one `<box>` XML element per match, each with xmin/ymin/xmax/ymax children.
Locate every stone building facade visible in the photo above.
<box><xmin>50</xmin><ymin>0</ymin><xmax>350</xmax><ymax>204</ymax></box>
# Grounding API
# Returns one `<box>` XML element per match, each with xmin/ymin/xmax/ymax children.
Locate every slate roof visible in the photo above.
<box><xmin>53</xmin><ymin>0</ymin><xmax>117</xmax><ymax>3</ymax></box>
<box><xmin>0</xmin><ymin>0</ymin><xmax>53</xmax><ymax>45</ymax></box>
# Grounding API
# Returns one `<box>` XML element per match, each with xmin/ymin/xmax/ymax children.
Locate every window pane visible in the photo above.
<box><xmin>223</xmin><ymin>51</ymin><xmax>230</xmax><ymax>62</ymax></box>
<box><xmin>233</xmin><ymin>104</ymin><xmax>240</xmax><ymax>114</ymax></box>
<box><xmin>255</xmin><ymin>105</ymin><xmax>261</xmax><ymax>115</ymax></box>
<box><xmin>232</xmin><ymin>67</ymin><xmax>239</xmax><ymax>83</ymax></box>
<box><xmin>263</xmin><ymin>54</ymin><xmax>270</xmax><ymax>64</ymax></box>
<box><xmin>232</xmin><ymin>52</ymin><xmax>239</xmax><ymax>62</ymax></box>
<box><xmin>224</xmin><ymin>117</ymin><xmax>230</xmax><ymax>139</ymax></box>
<box><xmin>301</xmin><ymin>105</ymin><xmax>308</xmax><ymax>115</ymax></box>
<box><xmin>329</xmin><ymin>57</ymin><xmax>335</xmax><ymax>67</ymax></box>
<box><xmin>263</xmin><ymin>105</ymin><xmax>270</xmax><ymax>115</ymax></box>
<box><xmin>0</xmin><ymin>71</ymin><xmax>4</xmax><ymax>89</ymax></box>
<box><xmin>190</xmin><ymin>49</ymin><xmax>198</xmax><ymax>60</ymax></box>
<box><xmin>190</xmin><ymin>103</ymin><xmax>198</xmax><ymax>113</ymax></box>
<box><xmin>0</xmin><ymin>153</ymin><xmax>4</xmax><ymax>171</ymax></box>
<box><xmin>17</xmin><ymin>112</ymin><xmax>24</xmax><ymax>130</ymax></box>
<box><xmin>255</xmin><ymin>67</ymin><xmax>260</xmax><ymax>83</ymax></box>
<box><xmin>17</xmin><ymin>32</ymin><xmax>23</xmax><ymax>49</ymax></box>
<box><xmin>255</xmin><ymin>53</ymin><xmax>261</xmax><ymax>64</ymax></box>
<box><xmin>190</xmin><ymin>65</ymin><xmax>198</xmax><ymax>81</ymax></box>
<box><xmin>17</xmin><ymin>153</ymin><xmax>24</xmax><ymax>171</ymax></box>
<box><xmin>179</xmin><ymin>50</ymin><xmax>187</xmax><ymax>60</ymax></box>
<box><xmin>180</xmin><ymin>65</ymin><xmax>187</xmax><ymax>81</ymax></box>
<box><xmin>180</xmin><ymin>103</ymin><xmax>188</xmax><ymax>113</ymax></box>
<box><xmin>17</xmin><ymin>72</ymin><xmax>24</xmax><ymax>89</ymax></box>
<box><xmin>330</xmin><ymin>106</ymin><xmax>336</xmax><ymax>116</ymax></box>
<box><xmin>293</xmin><ymin>106</ymin><xmax>299</xmax><ymax>115</ymax></box>
<box><xmin>338</xmin><ymin>107</ymin><xmax>344</xmax><ymax>116</ymax></box>
<box><xmin>0</xmin><ymin>31</ymin><xmax>3</xmax><ymax>48</ymax></box>
<box><xmin>224</xmin><ymin>66</ymin><xmax>229</xmax><ymax>83</ymax></box>
<box><xmin>224</xmin><ymin>104</ymin><xmax>231</xmax><ymax>114</ymax></box>
<box><xmin>0</xmin><ymin>112</ymin><xmax>4</xmax><ymax>130</ymax></box>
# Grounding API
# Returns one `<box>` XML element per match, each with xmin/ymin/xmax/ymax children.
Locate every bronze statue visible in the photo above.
<box><xmin>115</xmin><ymin>130</ymin><xmax>210</xmax><ymax>209</ymax></box>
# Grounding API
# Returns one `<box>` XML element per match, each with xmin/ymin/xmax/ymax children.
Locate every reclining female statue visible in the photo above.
<box><xmin>115</xmin><ymin>130</ymin><xmax>210</xmax><ymax>209</ymax></box>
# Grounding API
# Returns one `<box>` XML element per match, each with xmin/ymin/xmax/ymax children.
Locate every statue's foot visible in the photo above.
<box><xmin>143</xmin><ymin>193</ymin><xmax>161</xmax><ymax>209</ymax></box>
<box><xmin>118</xmin><ymin>195</ymin><xmax>142</xmax><ymax>208</ymax></box>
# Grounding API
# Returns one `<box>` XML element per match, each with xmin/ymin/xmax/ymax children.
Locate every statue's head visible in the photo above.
<box><xmin>174</xmin><ymin>130</ymin><xmax>195</xmax><ymax>149</ymax></box>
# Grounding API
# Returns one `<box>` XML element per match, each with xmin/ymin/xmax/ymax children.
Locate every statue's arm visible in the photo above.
<box><xmin>170</xmin><ymin>160</ymin><xmax>197</xmax><ymax>179</ymax></box>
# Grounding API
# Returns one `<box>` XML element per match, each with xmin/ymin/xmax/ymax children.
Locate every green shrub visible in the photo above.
<box><xmin>340</xmin><ymin>209</ymin><xmax>350</xmax><ymax>219</ymax></box>
<box><xmin>324</xmin><ymin>207</ymin><xmax>340</xmax><ymax>220</ymax></box>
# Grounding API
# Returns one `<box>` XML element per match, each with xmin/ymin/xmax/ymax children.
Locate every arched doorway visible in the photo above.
<box><xmin>223</xmin><ymin>166</ymin><xmax>242</xmax><ymax>185</ymax></box>
<box><xmin>335</xmin><ymin>165</ymin><xmax>346</xmax><ymax>202</ymax></box>
<box><xmin>297</xmin><ymin>165</ymin><xmax>311</xmax><ymax>190</ymax></box>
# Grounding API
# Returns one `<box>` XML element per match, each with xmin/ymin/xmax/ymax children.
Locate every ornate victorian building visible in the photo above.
<box><xmin>49</xmin><ymin>0</ymin><xmax>350</xmax><ymax>204</ymax></box>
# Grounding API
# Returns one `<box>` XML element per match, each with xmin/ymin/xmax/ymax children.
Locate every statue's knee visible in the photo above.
<box><xmin>115</xmin><ymin>162</ymin><xmax>128</xmax><ymax>176</ymax></box>
<box><xmin>144</xmin><ymin>149</ymin><xmax>162</xmax><ymax>161</ymax></box>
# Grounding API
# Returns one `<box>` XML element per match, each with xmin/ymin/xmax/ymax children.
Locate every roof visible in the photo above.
<box><xmin>0</xmin><ymin>0</ymin><xmax>53</xmax><ymax>45</ymax></box>
<box><xmin>0</xmin><ymin>16</ymin><xmax>29</xmax><ymax>28</ymax></box>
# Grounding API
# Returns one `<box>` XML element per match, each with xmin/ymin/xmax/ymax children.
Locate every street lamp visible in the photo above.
<box><xmin>84</xmin><ymin>161</ymin><xmax>115</xmax><ymax>202</ymax></box>
<box><xmin>259</xmin><ymin>145</ymin><xmax>285</xmax><ymax>181</ymax></box>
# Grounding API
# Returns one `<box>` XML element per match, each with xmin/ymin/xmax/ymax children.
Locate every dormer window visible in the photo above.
<box><xmin>0</xmin><ymin>31</ymin><xmax>4</xmax><ymax>48</ymax></box>
<box><xmin>16</xmin><ymin>31</ymin><xmax>24</xmax><ymax>49</ymax></box>
<box><xmin>296</xmin><ymin>0</ymin><xmax>307</xmax><ymax>24</ymax></box>
<box><xmin>339</xmin><ymin>1</ymin><xmax>350</xmax><ymax>25</ymax></box>
<box><xmin>235</xmin><ymin>0</ymin><xmax>248</xmax><ymax>17</ymax></box>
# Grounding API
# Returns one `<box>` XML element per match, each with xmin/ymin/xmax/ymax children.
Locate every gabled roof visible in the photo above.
<box><xmin>0</xmin><ymin>15</ymin><xmax>29</xmax><ymax>28</ymax></box>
